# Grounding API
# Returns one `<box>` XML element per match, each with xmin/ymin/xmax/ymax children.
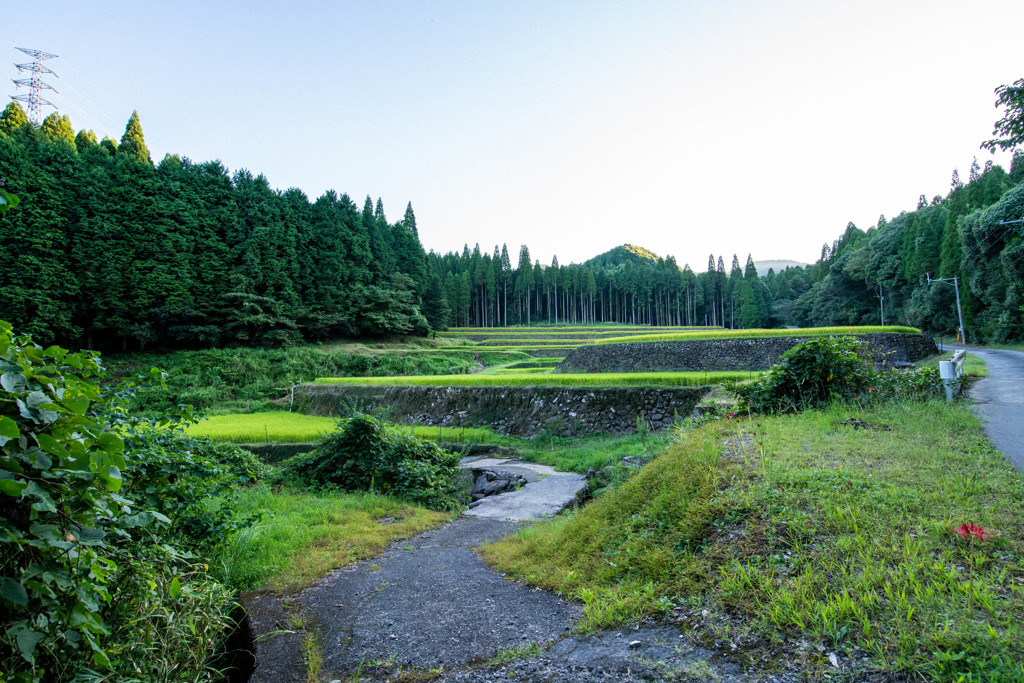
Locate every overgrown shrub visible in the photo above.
<box><xmin>0</xmin><ymin>321</ymin><xmax>247</xmax><ymax>680</ymax></box>
<box><xmin>278</xmin><ymin>414</ymin><xmax>467</xmax><ymax>510</ymax></box>
<box><xmin>728</xmin><ymin>336</ymin><xmax>871</xmax><ymax>412</ymax></box>
<box><xmin>728</xmin><ymin>336</ymin><xmax>945</xmax><ymax>413</ymax></box>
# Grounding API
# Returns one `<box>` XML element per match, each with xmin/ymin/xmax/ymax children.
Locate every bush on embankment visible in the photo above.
<box><xmin>277</xmin><ymin>414</ymin><xmax>467</xmax><ymax>511</ymax></box>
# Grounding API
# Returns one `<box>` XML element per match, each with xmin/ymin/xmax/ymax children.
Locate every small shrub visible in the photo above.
<box><xmin>278</xmin><ymin>414</ymin><xmax>466</xmax><ymax>511</ymax></box>
<box><xmin>728</xmin><ymin>337</ymin><xmax>870</xmax><ymax>412</ymax></box>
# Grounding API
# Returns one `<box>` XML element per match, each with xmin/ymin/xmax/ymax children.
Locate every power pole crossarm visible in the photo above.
<box><xmin>11</xmin><ymin>47</ymin><xmax>59</xmax><ymax>125</ymax></box>
<box><xmin>926</xmin><ymin>272</ymin><xmax>967</xmax><ymax>343</ymax></box>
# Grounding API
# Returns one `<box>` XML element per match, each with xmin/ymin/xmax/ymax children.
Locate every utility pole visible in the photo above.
<box><xmin>11</xmin><ymin>47</ymin><xmax>59</xmax><ymax>125</ymax></box>
<box><xmin>926</xmin><ymin>273</ymin><xmax>966</xmax><ymax>344</ymax></box>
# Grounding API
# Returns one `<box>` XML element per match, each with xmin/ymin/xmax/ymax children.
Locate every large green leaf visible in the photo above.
<box><xmin>0</xmin><ymin>578</ymin><xmax>28</xmax><ymax>605</ymax></box>
<box><xmin>0</xmin><ymin>415</ymin><xmax>19</xmax><ymax>438</ymax></box>
<box><xmin>0</xmin><ymin>477</ymin><xmax>28</xmax><ymax>497</ymax></box>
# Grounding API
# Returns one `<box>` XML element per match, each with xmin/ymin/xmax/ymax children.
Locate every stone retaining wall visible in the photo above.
<box><xmin>293</xmin><ymin>385</ymin><xmax>709</xmax><ymax>437</ymax></box>
<box><xmin>556</xmin><ymin>333</ymin><xmax>937</xmax><ymax>373</ymax></box>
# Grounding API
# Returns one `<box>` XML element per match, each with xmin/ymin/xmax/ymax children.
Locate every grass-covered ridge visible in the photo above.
<box><xmin>314</xmin><ymin>370</ymin><xmax>754</xmax><ymax>387</ymax></box>
<box><xmin>480</xmin><ymin>401</ymin><xmax>1024</xmax><ymax>680</ymax></box>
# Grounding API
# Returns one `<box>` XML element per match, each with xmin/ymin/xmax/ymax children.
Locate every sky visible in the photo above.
<box><xmin>5</xmin><ymin>1</ymin><xmax>1022</xmax><ymax>270</ymax></box>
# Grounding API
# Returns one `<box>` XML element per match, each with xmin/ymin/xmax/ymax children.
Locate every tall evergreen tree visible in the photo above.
<box><xmin>119</xmin><ymin>110</ymin><xmax>152</xmax><ymax>164</ymax></box>
<box><xmin>0</xmin><ymin>101</ymin><xmax>28</xmax><ymax>136</ymax></box>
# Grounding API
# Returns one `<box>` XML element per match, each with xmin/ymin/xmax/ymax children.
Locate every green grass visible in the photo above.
<box><xmin>480</xmin><ymin>400</ymin><xmax>1024</xmax><ymax>680</ymax></box>
<box><xmin>315</xmin><ymin>371</ymin><xmax>754</xmax><ymax>388</ymax></box>
<box><xmin>184</xmin><ymin>412</ymin><xmax>503</xmax><ymax>444</ymax></box>
<box><xmin>517</xmin><ymin>430</ymin><xmax>674</xmax><ymax>474</ymax></box>
<box><xmin>216</xmin><ymin>484</ymin><xmax>452</xmax><ymax>592</ymax></box>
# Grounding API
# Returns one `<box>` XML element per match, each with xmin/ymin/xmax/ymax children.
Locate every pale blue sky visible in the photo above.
<box><xmin>5</xmin><ymin>1</ymin><xmax>1021</xmax><ymax>269</ymax></box>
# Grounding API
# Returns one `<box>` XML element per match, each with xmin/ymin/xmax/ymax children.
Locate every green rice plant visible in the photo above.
<box><xmin>315</xmin><ymin>370</ymin><xmax>752</xmax><ymax>388</ymax></box>
<box><xmin>185</xmin><ymin>412</ymin><xmax>502</xmax><ymax>445</ymax></box>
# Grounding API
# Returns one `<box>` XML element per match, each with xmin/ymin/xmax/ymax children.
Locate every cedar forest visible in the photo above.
<box><xmin>1</xmin><ymin>83</ymin><xmax>1024</xmax><ymax>350</ymax></box>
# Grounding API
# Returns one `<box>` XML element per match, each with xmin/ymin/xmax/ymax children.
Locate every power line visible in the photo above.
<box><xmin>11</xmin><ymin>47</ymin><xmax>59</xmax><ymax>125</ymax></box>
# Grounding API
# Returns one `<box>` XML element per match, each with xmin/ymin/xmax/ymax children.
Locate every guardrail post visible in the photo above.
<box><xmin>939</xmin><ymin>350</ymin><xmax>966</xmax><ymax>401</ymax></box>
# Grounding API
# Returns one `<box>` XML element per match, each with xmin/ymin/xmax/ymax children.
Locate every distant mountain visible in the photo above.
<box><xmin>753</xmin><ymin>259</ymin><xmax>807</xmax><ymax>277</ymax></box>
<box><xmin>585</xmin><ymin>244</ymin><xmax>664</xmax><ymax>268</ymax></box>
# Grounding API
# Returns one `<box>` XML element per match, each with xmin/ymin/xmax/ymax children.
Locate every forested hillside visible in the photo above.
<box><xmin>2</xmin><ymin>78</ymin><xmax>1024</xmax><ymax>348</ymax></box>
<box><xmin>431</xmin><ymin>156</ymin><xmax>1024</xmax><ymax>341</ymax></box>
<box><xmin>0</xmin><ymin>104</ymin><xmax>435</xmax><ymax>350</ymax></box>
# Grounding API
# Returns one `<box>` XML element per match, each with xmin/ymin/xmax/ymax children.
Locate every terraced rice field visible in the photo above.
<box><xmin>185</xmin><ymin>411</ymin><xmax>501</xmax><ymax>444</ymax></box>
<box><xmin>439</xmin><ymin>324</ymin><xmax>920</xmax><ymax>351</ymax></box>
<box><xmin>314</xmin><ymin>371</ymin><xmax>754</xmax><ymax>388</ymax></box>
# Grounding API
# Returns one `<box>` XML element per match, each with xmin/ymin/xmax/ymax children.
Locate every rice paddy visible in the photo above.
<box><xmin>314</xmin><ymin>370</ymin><xmax>754</xmax><ymax>388</ymax></box>
<box><xmin>185</xmin><ymin>411</ymin><xmax>501</xmax><ymax>444</ymax></box>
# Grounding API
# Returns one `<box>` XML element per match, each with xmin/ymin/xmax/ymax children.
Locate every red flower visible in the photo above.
<box><xmin>866</xmin><ymin>386</ymin><xmax>875</xmax><ymax>393</ymax></box>
<box><xmin>726</xmin><ymin>411</ymin><xmax>737</xmax><ymax>419</ymax></box>
<box><xmin>953</xmin><ymin>524</ymin><xmax>992</xmax><ymax>541</ymax></box>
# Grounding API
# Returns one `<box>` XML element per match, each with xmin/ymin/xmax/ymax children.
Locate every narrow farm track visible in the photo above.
<box><xmin>962</xmin><ymin>346</ymin><xmax>1024</xmax><ymax>473</ymax></box>
<box><xmin>244</xmin><ymin>468</ymin><xmax>795</xmax><ymax>682</ymax></box>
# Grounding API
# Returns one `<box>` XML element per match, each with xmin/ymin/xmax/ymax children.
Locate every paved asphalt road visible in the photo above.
<box><xmin>962</xmin><ymin>347</ymin><xmax>1024</xmax><ymax>472</ymax></box>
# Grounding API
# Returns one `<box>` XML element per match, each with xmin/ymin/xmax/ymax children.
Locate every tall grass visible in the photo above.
<box><xmin>214</xmin><ymin>484</ymin><xmax>451</xmax><ymax>592</ymax></box>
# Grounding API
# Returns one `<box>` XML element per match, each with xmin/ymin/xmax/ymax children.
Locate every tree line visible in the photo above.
<box><xmin>430</xmin><ymin>152</ymin><xmax>1024</xmax><ymax>342</ymax></box>
<box><xmin>2</xmin><ymin>75</ymin><xmax>1023</xmax><ymax>349</ymax></box>
<box><xmin>0</xmin><ymin>103</ymin><xmax>436</xmax><ymax>350</ymax></box>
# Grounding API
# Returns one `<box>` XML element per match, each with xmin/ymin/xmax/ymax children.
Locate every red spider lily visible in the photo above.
<box><xmin>725</xmin><ymin>411</ymin><xmax>737</xmax><ymax>419</ymax></box>
<box><xmin>953</xmin><ymin>524</ymin><xmax>992</xmax><ymax>541</ymax></box>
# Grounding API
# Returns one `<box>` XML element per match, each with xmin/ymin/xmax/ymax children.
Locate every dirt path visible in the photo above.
<box><xmin>243</xmin><ymin>461</ymin><xmax>804</xmax><ymax>682</ymax></box>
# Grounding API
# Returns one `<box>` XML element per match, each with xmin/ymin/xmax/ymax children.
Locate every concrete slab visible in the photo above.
<box><xmin>459</xmin><ymin>456</ymin><xmax>586</xmax><ymax>521</ymax></box>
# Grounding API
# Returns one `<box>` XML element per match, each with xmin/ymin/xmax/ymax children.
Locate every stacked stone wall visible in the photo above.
<box><xmin>293</xmin><ymin>385</ymin><xmax>709</xmax><ymax>437</ymax></box>
<box><xmin>555</xmin><ymin>333</ymin><xmax>937</xmax><ymax>373</ymax></box>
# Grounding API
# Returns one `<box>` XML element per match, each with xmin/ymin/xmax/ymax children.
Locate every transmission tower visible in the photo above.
<box><xmin>11</xmin><ymin>47</ymin><xmax>59</xmax><ymax>124</ymax></box>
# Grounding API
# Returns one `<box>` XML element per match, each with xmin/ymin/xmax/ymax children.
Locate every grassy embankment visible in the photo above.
<box><xmin>480</xmin><ymin>395</ymin><xmax>1024</xmax><ymax>680</ymax></box>
<box><xmin>219</xmin><ymin>486</ymin><xmax>452</xmax><ymax>593</ymax></box>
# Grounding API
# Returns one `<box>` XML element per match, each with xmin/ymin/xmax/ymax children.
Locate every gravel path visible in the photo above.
<box><xmin>242</xmin><ymin>462</ymin><xmax>814</xmax><ymax>682</ymax></box>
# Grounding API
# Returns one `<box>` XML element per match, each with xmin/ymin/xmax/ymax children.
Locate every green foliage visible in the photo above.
<box><xmin>118</xmin><ymin>110</ymin><xmax>151</xmax><ymax>164</ymax></box>
<box><xmin>278</xmin><ymin>414</ymin><xmax>466</xmax><ymax>511</ymax></box>
<box><xmin>729</xmin><ymin>337</ymin><xmax>871</xmax><ymax>412</ymax></box>
<box><xmin>981</xmin><ymin>78</ymin><xmax>1024</xmax><ymax>154</ymax></box>
<box><xmin>105</xmin><ymin>344</ymin><xmax>521</xmax><ymax>415</ymax></box>
<box><xmin>0</xmin><ymin>321</ymin><xmax>248</xmax><ymax>679</ymax></box>
<box><xmin>0</xmin><ymin>102</ymin><xmax>28</xmax><ymax>136</ymax></box>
